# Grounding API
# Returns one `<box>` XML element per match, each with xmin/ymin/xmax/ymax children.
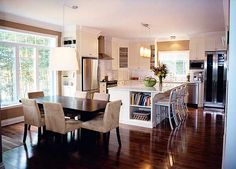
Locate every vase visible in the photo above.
<box><xmin>159</xmin><ymin>76</ymin><xmax>163</xmax><ymax>84</ymax></box>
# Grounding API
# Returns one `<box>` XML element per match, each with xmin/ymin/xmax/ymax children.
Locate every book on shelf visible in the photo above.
<box><xmin>130</xmin><ymin>93</ymin><xmax>151</xmax><ymax>106</ymax></box>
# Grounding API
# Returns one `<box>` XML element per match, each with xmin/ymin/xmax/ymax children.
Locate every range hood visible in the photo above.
<box><xmin>98</xmin><ymin>36</ymin><xmax>113</xmax><ymax>60</ymax></box>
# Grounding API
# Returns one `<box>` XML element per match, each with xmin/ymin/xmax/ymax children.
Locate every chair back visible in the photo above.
<box><xmin>93</xmin><ymin>93</ymin><xmax>110</xmax><ymax>101</ymax></box>
<box><xmin>28</xmin><ymin>91</ymin><xmax>44</xmax><ymax>99</ymax></box>
<box><xmin>75</xmin><ymin>91</ymin><xmax>88</xmax><ymax>99</ymax></box>
<box><xmin>169</xmin><ymin>88</ymin><xmax>177</xmax><ymax>104</ymax></box>
<box><xmin>43</xmin><ymin>102</ymin><xmax>66</xmax><ymax>134</ymax></box>
<box><xmin>21</xmin><ymin>98</ymin><xmax>43</xmax><ymax>127</ymax></box>
<box><xmin>103</xmin><ymin>100</ymin><xmax>122</xmax><ymax>130</ymax></box>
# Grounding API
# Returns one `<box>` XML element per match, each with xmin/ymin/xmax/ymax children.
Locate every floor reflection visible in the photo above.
<box><xmin>2</xmin><ymin>108</ymin><xmax>225</xmax><ymax>169</ymax></box>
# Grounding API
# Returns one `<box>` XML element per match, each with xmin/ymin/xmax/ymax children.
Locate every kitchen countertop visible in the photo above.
<box><xmin>108</xmin><ymin>82</ymin><xmax>185</xmax><ymax>93</ymax></box>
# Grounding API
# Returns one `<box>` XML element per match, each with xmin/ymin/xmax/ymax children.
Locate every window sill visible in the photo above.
<box><xmin>1</xmin><ymin>103</ymin><xmax>22</xmax><ymax>110</ymax></box>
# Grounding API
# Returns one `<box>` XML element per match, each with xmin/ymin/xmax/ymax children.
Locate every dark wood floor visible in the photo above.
<box><xmin>1</xmin><ymin>108</ymin><xmax>224</xmax><ymax>169</ymax></box>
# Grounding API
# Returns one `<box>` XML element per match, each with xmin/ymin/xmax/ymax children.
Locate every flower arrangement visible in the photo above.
<box><xmin>152</xmin><ymin>63</ymin><xmax>168</xmax><ymax>83</ymax></box>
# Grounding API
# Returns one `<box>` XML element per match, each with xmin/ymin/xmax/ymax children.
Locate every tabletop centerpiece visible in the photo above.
<box><xmin>143</xmin><ymin>77</ymin><xmax>157</xmax><ymax>87</ymax></box>
<box><xmin>152</xmin><ymin>63</ymin><xmax>168</xmax><ymax>84</ymax></box>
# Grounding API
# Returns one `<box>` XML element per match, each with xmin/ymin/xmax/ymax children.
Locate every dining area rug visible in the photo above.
<box><xmin>2</xmin><ymin>135</ymin><xmax>23</xmax><ymax>153</ymax></box>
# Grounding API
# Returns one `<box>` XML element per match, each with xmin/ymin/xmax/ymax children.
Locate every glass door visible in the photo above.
<box><xmin>205</xmin><ymin>52</ymin><xmax>214</xmax><ymax>102</ymax></box>
<box><xmin>216</xmin><ymin>52</ymin><xmax>225</xmax><ymax>103</ymax></box>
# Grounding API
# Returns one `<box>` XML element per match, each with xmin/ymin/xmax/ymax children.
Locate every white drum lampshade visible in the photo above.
<box><xmin>50</xmin><ymin>47</ymin><xmax>78</xmax><ymax>71</ymax></box>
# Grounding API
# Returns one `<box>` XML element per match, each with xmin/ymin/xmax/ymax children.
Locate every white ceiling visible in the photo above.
<box><xmin>0</xmin><ymin>0</ymin><xmax>225</xmax><ymax>40</ymax></box>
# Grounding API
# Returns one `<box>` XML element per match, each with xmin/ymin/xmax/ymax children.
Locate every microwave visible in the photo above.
<box><xmin>189</xmin><ymin>60</ymin><xmax>204</xmax><ymax>69</ymax></box>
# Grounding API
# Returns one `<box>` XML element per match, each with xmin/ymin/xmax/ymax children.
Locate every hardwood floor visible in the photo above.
<box><xmin>1</xmin><ymin>108</ymin><xmax>224</xmax><ymax>169</ymax></box>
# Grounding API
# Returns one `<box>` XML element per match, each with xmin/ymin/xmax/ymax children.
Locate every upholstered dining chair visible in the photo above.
<box><xmin>93</xmin><ymin>93</ymin><xmax>110</xmax><ymax>118</ymax></box>
<box><xmin>81</xmin><ymin>100</ymin><xmax>122</xmax><ymax>147</ymax></box>
<box><xmin>74</xmin><ymin>91</ymin><xmax>88</xmax><ymax>99</ymax></box>
<box><xmin>28</xmin><ymin>91</ymin><xmax>44</xmax><ymax>99</ymax></box>
<box><xmin>21</xmin><ymin>98</ymin><xmax>45</xmax><ymax>143</ymax></box>
<box><xmin>27</xmin><ymin>91</ymin><xmax>45</xmax><ymax>130</ymax></box>
<box><xmin>43</xmin><ymin>102</ymin><xmax>82</xmax><ymax>136</ymax></box>
<box><xmin>93</xmin><ymin>93</ymin><xmax>110</xmax><ymax>101</ymax></box>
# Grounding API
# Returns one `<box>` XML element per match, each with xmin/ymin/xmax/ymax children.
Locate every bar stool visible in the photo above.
<box><xmin>155</xmin><ymin>88</ymin><xmax>179</xmax><ymax>130</ymax></box>
<box><xmin>176</xmin><ymin>87</ymin><xmax>184</xmax><ymax>122</ymax></box>
<box><xmin>182</xmin><ymin>84</ymin><xmax>188</xmax><ymax>118</ymax></box>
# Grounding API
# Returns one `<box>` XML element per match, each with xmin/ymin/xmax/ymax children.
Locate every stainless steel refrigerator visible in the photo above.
<box><xmin>204</xmin><ymin>51</ymin><xmax>227</xmax><ymax>108</ymax></box>
<box><xmin>82</xmin><ymin>57</ymin><xmax>99</xmax><ymax>92</ymax></box>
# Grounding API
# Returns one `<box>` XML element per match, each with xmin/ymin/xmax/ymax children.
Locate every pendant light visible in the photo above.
<box><xmin>50</xmin><ymin>4</ymin><xmax>79</xmax><ymax>71</ymax></box>
<box><xmin>140</xmin><ymin>23</ymin><xmax>151</xmax><ymax>58</ymax></box>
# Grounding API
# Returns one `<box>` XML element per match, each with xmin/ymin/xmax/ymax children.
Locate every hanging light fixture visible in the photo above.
<box><xmin>50</xmin><ymin>4</ymin><xmax>79</xmax><ymax>71</ymax></box>
<box><xmin>140</xmin><ymin>23</ymin><xmax>151</xmax><ymax>58</ymax></box>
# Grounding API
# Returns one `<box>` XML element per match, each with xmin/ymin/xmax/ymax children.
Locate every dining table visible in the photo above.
<box><xmin>34</xmin><ymin>95</ymin><xmax>108</xmax><ymax>121</ymax></box>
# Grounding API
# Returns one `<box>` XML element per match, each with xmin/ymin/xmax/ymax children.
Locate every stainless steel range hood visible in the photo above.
<box><xmin>98</xmin><ymin>36</ymin><xmax>113</xmax><ymax>60</ymax></box>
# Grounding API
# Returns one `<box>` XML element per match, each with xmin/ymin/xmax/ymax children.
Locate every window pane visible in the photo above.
<box><xmin>0</xmin><ymin>44</ymin><xmax>17</xmax><ymax>106</ymax></box>
<box><xmin>38</xmin><ymin>48</ymin><xmax>52</xmax><ymax>96</ymax></box>
<box><xmin>159</xmin><ymin>51</ymin><xmax>189</xmax><ymax>81</ymax></box>
<box><xmin>19</xmin><ymin>47</ymin><xmax>36</xmax><ymax>98</ymax></box>
<box><xmin>26</xmin><ymin>35</ymin><xmax>35</xmax><ymax>44</ymax></box>
<box><xmin>16</xmin><ymin>34</ymin><xmax>26</xmax><ymax>43</ymax></box>
<box><xmin>4</xmin><ymin>32</ymin><xmax>15</xmax><ymax>42</ymax></box>
<box><xmin>0</xmin><ymin>32</ymin><xmax>5</xmax><ymax>41</ymax></box>
<box><xmin>176</xmin><ymin>61</ymin><xmax>184</xmax><ymax>75</ymax></box>
<box><xmin>36</xmin><ymin>37</ymin><xmax>45</xmax><ymax>46</ymax></box>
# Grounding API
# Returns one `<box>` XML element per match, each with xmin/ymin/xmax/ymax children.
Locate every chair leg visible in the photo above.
<box><xmin>23</xmin><ymin>124</ymin><xmax>28</xmax><ymax>143</ymax></box>
<box><xmin>103</xmin><ymin>132</ymin><xmax>110</xmax><ymax>146</ymax></box>
<box><xmin>168</xmin><ymin>106</ymin><xmax>174</xmax><ymax>130</ymax></box>
<box><xmin>116</xmin><ymin>127</ymin><xmax>121</xmax><ymax>147</ymax></box>
<box><xmin>38</xmin><ymin>127</ymin><xmax>41</xmax><ymax>143</ymax></box>
<box><xmin>28</xmin><ymin>125</ymin><xmax>31</xmax><ymax>130</ymax></box>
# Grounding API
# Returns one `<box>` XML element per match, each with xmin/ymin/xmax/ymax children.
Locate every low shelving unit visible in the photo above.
<box><xmin>128</xmin><ymin>91</ymin><xmax>154</xmax><ymax>128</ymax></box>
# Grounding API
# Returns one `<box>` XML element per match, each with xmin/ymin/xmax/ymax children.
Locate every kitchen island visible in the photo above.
<box><xmin>108</xmin><ymin>82</ymin><xmax>184</xmax><ymax>128</ymax></box>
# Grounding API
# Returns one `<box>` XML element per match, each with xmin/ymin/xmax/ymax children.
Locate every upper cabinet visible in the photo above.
<box><xmin>189</xmin><ymin>37</ymin><xmax>205</xmax><ymax>60</ymax></box>
<box><xmin>111</xmin><ymin>38</ymin><xmax>129</xmax><ymax>70</ymax></box>
<box><xmin>79</xmin><ymin>30</ymin><xmax>99</xmax><ymax>57</ymax></box>
<box><xmin>204</xmin><ymin>32</ymin><xmax>226</xmax><ymax>51</ymax></box>
<box><xmin>189</xmin><ymin>31</ymin><xmax>226</xmax><ymax>60</ymax></box>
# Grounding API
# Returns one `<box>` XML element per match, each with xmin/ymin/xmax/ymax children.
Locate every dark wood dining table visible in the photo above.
<box><xmin>34</xmin><ymin>95</ymin><xmax>108</xmax><ymax>121</ymax></box>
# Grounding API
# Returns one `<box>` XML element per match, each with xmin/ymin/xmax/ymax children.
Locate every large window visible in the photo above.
<box><xmin>0</xmin><ymin>29</ymin><xmax>57</xmax><ymax>106</ymax></box>
<box><xmin>158</xmin><ymin>51</ymin><xmax>189</xmax><ymax>81</ymax></box>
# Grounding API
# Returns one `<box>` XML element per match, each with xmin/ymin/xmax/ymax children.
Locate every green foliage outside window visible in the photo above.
<box><xmin>0</xmin><ymin>29</ymin><xmax>56</xmax><ymax>106</ymax></box>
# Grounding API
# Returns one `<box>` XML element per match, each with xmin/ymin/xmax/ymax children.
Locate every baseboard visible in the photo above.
<box><xmin>1</xmin><ymin>116</ymin><xmax>24</xmax><ymax>127</ymax></box>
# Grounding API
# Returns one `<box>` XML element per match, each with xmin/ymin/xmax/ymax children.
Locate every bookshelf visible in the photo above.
<box><xmin>130</xmin><ymin>92</ymin><xmax>152</xmax><ymax>122</ymax></box>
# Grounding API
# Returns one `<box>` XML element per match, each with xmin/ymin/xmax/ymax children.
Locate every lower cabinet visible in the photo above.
<box><xmin>109</xmin><ymin>89</ymin><xmax>157</xmax><ymax>128</ymax></box>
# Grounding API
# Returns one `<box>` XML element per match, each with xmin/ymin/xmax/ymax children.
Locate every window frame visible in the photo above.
<box><xmin>158</xmin><ymin>50</ymin><xmax>189</xmax><ymax>80</ymax></box>
<box><xmin>0</xmin><ymin>28</ymin><xmax>58</xmax><ymax>107</ymax></box>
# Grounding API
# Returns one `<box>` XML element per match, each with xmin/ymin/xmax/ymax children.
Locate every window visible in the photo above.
<box><xmin>158</xmin><ymin>51</ymin><xmax>189</xmax><ymax>81</ymax></box>
<box><xmin>0</xmin><ymin>29</ymin><xmax>57</xmax><ymax>106</ymax></box>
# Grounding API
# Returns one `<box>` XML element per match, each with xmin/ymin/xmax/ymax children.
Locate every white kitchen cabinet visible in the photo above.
<box><xmin>112</xmin><ymin>40</ymin><xmax>119</xmax><ymax>70</ymax></box>
<box><xmin>189</xmin><ymin>37</ymin><xmax>205</xmax><ymax>60</ymax></box>
<box><xmin>205</xmin><ymin>32</ymin><xmax>226</xmax><ymax>51</ymax></box>
<box><xmin>111</xmin><ymin>38</ymin><xmax>129</xmax><ymax>70</ymax></box>
<box><xmin>190</xmin><ymin>31</ymin><xmax>226</xmax><ymax>60</ymax></box>
<box><xmin>79</xmin><ymin>30</ymin><xmax>98</xmax><ymax>57</ymax></box>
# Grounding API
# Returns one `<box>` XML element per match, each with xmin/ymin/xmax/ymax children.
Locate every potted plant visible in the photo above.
<box><xmin>152</xmin><ymin>63</ymin><xmax>168</xmax><ymax>84</ymax></box>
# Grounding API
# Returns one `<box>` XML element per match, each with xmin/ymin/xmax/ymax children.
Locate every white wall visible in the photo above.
<box><xmin>0</xmin><ymin>11</ymin><xmax>61</xmax><ymax>31</ymax></box>
<box><xmin>223</xmin><ymin>1</ymin><xmax>236</xmax><ymax>168</ymax></box>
